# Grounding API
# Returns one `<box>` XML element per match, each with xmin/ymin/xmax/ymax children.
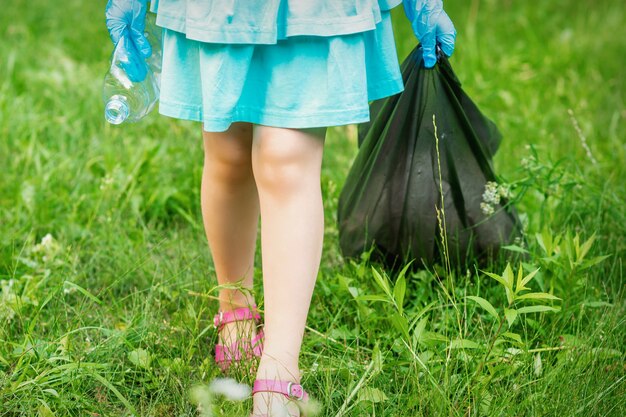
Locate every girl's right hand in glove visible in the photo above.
<box><xmin>105</xmin><ymin>0</ymin><xmax>151</xmax><ymax>82</ymax></box>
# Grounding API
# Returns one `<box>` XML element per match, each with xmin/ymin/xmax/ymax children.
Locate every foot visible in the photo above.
<box><xmin>251</xmin><ymin>357</ymin><xmax>303</xmax><ymax>417</ymax></box>
<box><xmin>217</xmin><ymin>309</ymin><xmax>259</xmax><ymax>347</ymax></box>
<box><xmin>214</xmin><ymin>302</ymin><xmax>264</xmax><ymax>374</ymax></box>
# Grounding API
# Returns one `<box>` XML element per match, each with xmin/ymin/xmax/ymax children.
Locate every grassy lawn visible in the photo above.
<box><xmin>1</xmin><ymin>0</ymin><xmax>624</xmax><ymax>416</ymax></box>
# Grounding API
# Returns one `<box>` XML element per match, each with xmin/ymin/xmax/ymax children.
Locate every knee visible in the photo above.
<box><xmin>203</xmin><ymin>136</ymin><xmax>253</xmax><ymax>185</ymax></box>
<box><xmin>252</xmin><ymin>141</ymin><xmax>309</xmax><ymax>195</ymax></box>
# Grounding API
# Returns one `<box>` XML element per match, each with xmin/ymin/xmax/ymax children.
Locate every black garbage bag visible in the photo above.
<box><xmin>337</xmin><ymin>45</ymin><xmax>522</xmax><ymax>269</ymax></box>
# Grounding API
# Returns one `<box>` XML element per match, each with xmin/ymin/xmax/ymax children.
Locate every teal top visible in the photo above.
<box><xmin>150</xmin><ymin>0</ymin><xmax>403</xmax><ymax>44</ymax></box>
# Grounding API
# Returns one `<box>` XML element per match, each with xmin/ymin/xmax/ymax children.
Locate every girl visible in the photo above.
<box><xmin>105</xmin><ymin>1</ymin><xmax>455</xmax><ymax>416</ymax></box>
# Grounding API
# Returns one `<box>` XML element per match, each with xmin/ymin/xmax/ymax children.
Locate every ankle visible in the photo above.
<box><xmin>218</xmin><ymin>290</ymin><xmax>257</xmax><ymax>312</ymax></box>
<box><xmin>256</xmin><ymin>356</ymin><xmax>302</xmax><ymax>384</ymax></box>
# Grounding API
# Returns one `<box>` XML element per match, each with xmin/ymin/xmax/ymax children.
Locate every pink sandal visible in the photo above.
<box><xmin>250</xmin><ymin>379</ymin><xmax>310</xmax><ymax>417</ymax></box>
<box><xmin>213</xmin><ymin>305</ymin><xmax>264</xmax><ymax>373</ymax></box>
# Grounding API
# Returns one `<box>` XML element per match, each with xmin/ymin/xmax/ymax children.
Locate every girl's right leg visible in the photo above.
<box><xmin>201</xmin><ymin>122</ymin><xmax>260</xmax><ymax>347</ymax></box>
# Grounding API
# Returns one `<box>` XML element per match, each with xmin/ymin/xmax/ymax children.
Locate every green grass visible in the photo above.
<box><xmin>1</xmin><ymin>0</ymin><xmax>625</xmax><ymax>416</ymax></box>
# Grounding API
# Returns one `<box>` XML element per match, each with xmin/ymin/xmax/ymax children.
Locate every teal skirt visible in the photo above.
<box><xmin>158</xmin><ymin>11</ymin><xmax>404</xmax><ymax>132</ymax></box>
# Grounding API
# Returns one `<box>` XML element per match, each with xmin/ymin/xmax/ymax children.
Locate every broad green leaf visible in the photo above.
<box><xmin>128</xmin><ymin>348</ymin><xmax>151</xmax><ymax>369</ymax></box>
<box><xmin>466</xmin><ymin>296</ymin><xmax>499</xmax><ymax>320</ymax></box>
<box><xmin>536</xmin><ymin>229</ymin><xmax>561</xmax><ymax>256</ymax></box>
<box><xmin>516</xmin><ymin>305</ymin><xmax>560</xmax><ymax>314</ymax></box>
<box><xmin>505</xmin><ymin>347</ymin><xmax>523</xmax><ymax>357</ymax></box>
<box><xmin>484</xmin><ymin>264</ymin><xmax>514</xmax><ymax>305</ymax></box>
<box><xmin>504</xmin><ymin>308</ymin><xmax>518</xmax><ymax>328</ymax></box>
<box><xmin>422</xmin><ymin>331</ymin><xmax>449</xmax><ymax>344</ymax></box>
<box><xmin>347</xmin><ymin>287</ymin><xmax>359</xmax><ymax>298</ymax></box>
<box><xmin>418</xmin><ymin>351</ymin><xmax>434</xmax><ymax>368</ymax></box>
<box><xmin>502</xmin><ymin>332</ymin><xmax>523</xmax><ymax>344</ymax></box>
<box><xmin>42</xmin><ymin>388</ymin><xmax>60</xmax><ymax>398</ymax></box>
<box><xmin>580</xmin><ymin>255</ymin><xmax>611</xmax><ymax>269</ymax></box>
<box><xmin>396</xmin><ymin>260</ymin><xmax>414</xmax><ymax>281</ymax></box>
<box><xmin>535</xmin><ymin>231</ymin><xmax>549</xmax><ymax>254</ymax></box>
<box><xmin>38</xmin><ymin>405</ymin><xmax>55</xmax><ymax>417</ymax></box>
<box><xmin>515</xmin><ymin>262</ymin><xmax>523</xmax><ymax>293</ymax></box>
<box><xmin>578</xmin><ymin>233</ymin><xmax>596</xmax><ymax>261</ymax></box>
<box><xmin>482</xmin><ymin>271</ymin><xmax>510</xmax><ymax>290</ymax></box>
<box><xmin>371</xmin><ymin>267</ymin><xmax>392</xmax><ymax>298</ymax></box>
<box><xmin>516</xmin><ymin>292</ymin><xmax>561</xmax><ymax>301</ymax></box>
<box><xmin>393</xmin><ymin>274</ymin><xmax>406</xmax><ymax>315</ymax></box>
<box><xmin>504</xmin><ymin>287</ymin><xmax>514</xmax><ymax>306</ymax></box>
<box><xmin>502</xmin><ymin>264</ymin><xmax>515</xmax><ymax>290</ymax></box>
<box><xmin>412</xmin><ymin>317</ymin><xmax>428</xmax><ymax>345</ymax></box>
<box><xmin>449</xmin><ymin>339</ymin><xmax>481</xmax><ymax>349</ymax></box>
<box><xmin>355</xmin><ymin>295</ymin><xmax>390</xmax><ymax>303</ymax></box>
<box><xmin>357</xmin><ymin>387</ymin><xmax>388</xmax><ymax>403</ymax></box>
<box><xmin>582</xmin><ymin>301</ymin><xmax>613</xmax><ymax>308</ymax></box>
<box><xmin>518</xmin><ymin>268</ymin><xmax>541</xmax><ymax>292</ymax></box>
<box><xmin>390</xmin><ymin>312</ymin><xmax>410</xmax><ymax>341</ymax></box>
<box><xmin>501</xmin><ymin>244</ymin><xmax>530</xmax><ymax>254</ymax></box>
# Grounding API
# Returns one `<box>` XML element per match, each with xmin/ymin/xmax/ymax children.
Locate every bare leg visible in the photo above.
<box><xmin>201</xmin><ymin>122</ymin><xmax>260</xmax><ymax>347</ymax></box>
<box><xmin>250</xmin><ymin>125</ymin><xmax>326</xmax><ymax>416</ymax></box>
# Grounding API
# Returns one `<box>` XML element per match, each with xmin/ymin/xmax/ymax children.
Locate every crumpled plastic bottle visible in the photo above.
<box><xmin>103</xmin><ymin>13</ymin><xmax>162</xmax><ymax>125</ymax></box>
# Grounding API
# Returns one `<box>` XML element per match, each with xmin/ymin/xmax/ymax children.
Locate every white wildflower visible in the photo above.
<box><xmin>189</xmin><ymin>378</ymin><xmax>252</xmax><ymax>417</ymax></box>
<box><xmin>481</xmin><ymin>181</ymin><xmax>513</xmax><ymax>215</ymax></box>
<box><xmin>520</xmin><ymin>158</ymin><xmax>529</xmax><ymax>168</ymax></box>
<box><xmin>41</xmin><ymin>234</ymin><xmax>54</xmax><ymax>247</ymax></box>
<box><xmin>497</xmin><ymin>183</ymin><xmax>512</xmax><ymax>199</ymax></box>
<box><xmin>520</xmin><ymin>155</ymin><xmax>536</xmax><ymax>170</ymax></box>
<box><xmin>32</xmin><ymin>234</ymin><xmax>62</xmax><ymax>263</ymax></box>
<box><xmin>209</xmin><ymin>377</ymin><xmax>251</xmax><ymax>400</ymax></box>
<box><xmin>482</xmin><ymin>181</ymin><xmax>501</xmax><ymax>206</ymax></box>
<box><xmin>480</xmin><ymin>202</ymin><xmax>494</xmax><ymax>216</ymax></box>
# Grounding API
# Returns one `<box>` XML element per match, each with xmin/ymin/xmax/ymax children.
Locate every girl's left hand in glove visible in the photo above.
<box><xmin>403</xmin><ymin>0</ymin><xmax>456</xmax><ymax>68</ymax></box>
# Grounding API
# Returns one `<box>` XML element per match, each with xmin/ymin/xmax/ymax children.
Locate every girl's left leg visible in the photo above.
<box><xmin>250</xmin><ymin>125</ymin><xmax>326</xmax><ymax>416</ymax></box>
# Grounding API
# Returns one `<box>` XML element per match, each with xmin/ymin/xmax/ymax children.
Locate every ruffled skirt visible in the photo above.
<box><xmin>156</xmin><ymin>7</ymin><xmax>405</xmax><ymax>132</ymax></box>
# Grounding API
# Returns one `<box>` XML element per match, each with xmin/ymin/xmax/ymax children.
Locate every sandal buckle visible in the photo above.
<box><xmin>287</xmin><ymin>381</ymin><xmax>304</xmax><ymax>401</ymax></box>
<box><xmin>213</xmin><ymin>311</ymin><xmax>224</xmax><ymax>329</ymax></box>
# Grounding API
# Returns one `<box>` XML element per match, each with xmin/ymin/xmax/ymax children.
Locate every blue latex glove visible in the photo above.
<box><xmin>105</xmin><ymin>0</ymin><xmax>151</xmax><ymax>82</ymax></box>
<box><xmin>403</xmin><ymin>0</ymin><xmax>456</xmax><ymax>68</ymax></box>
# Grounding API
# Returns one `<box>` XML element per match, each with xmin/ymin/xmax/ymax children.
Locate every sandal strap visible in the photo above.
<box><xmin>252</xmin><ymin>379</ymin><xmax>309</xmax><ymax>402</ymax></box>
<box><xmin>213</xmin><ymin>305</ymin><xmax>261</xmax><ymax>329</ymax></box>
<box><xmin>215</xmin><ymin>330</ymin><xmax>264</xmax><ymax>363</ymax></box>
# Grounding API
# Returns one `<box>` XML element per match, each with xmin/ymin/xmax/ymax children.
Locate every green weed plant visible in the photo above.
<box><xmin>1</xmin><ymin>0</ymin><xmax>624</xmax><ymax>416</ymax></box>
